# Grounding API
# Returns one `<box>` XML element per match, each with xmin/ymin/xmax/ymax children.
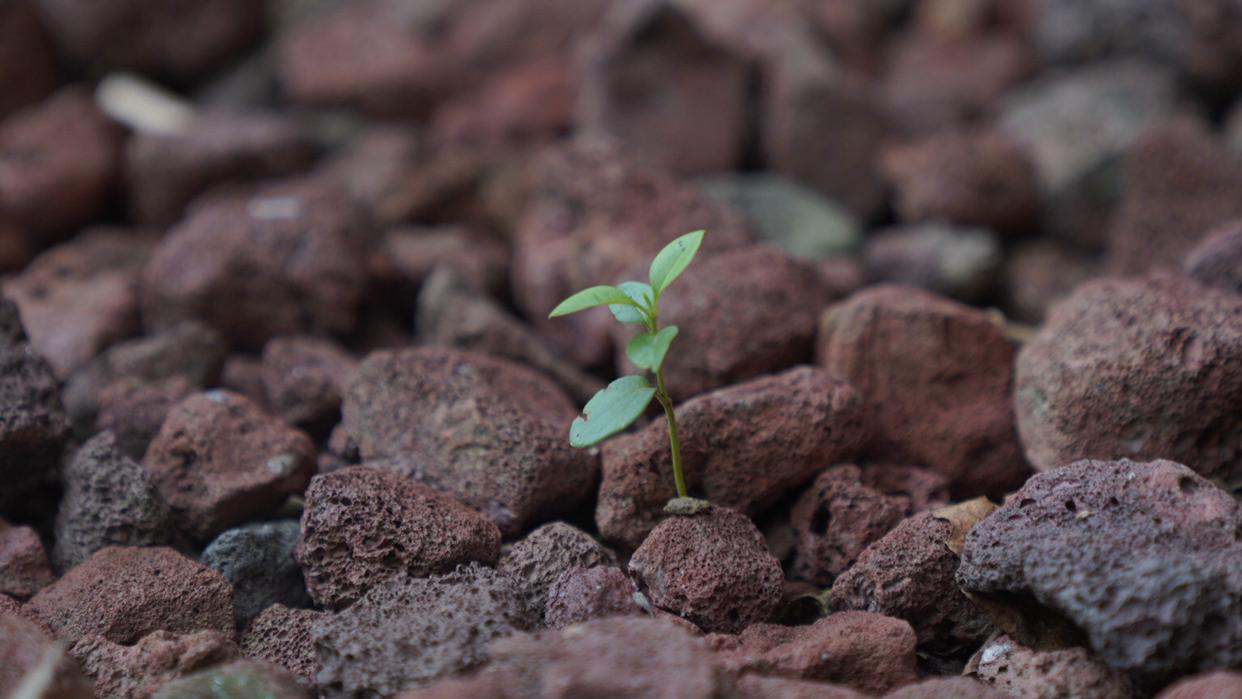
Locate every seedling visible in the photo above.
<box><xmin>548</xmin><ymin>230</ymin><xmax>705</xmax><ymax>499</ymax></box>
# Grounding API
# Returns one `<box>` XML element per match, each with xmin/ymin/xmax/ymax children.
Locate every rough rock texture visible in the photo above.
<box><xmin>708</xmin><ymin>612</ymin><xmax>919</xmax><ymax>695</ymax></box>
<box><xmin>544</xmin><ymin>565</ymin><xmax>642</xmax><ymax>628</ymax></box>
<box><xmin>497</xmin><ymin>521</ymin><xmax>616</xmax><ymax>620</ymax></box>
<box><xmin>1157</xmin><ymin>671</ymin><xmax>1242</xmax><ymax>699</ymax></box>
<box><xmin>34</xmin><ymin>0</ymin><xmax>263</xmax><ymax>84</ymax></box>
<box><xmin>0</xmin><ymin>88</ymin><xmax>121</xmax><ymax>245</ymax></box>
<box><xmin>629</xmin><ymin>506</ymin><xmax>782</xmax><ymax>634</ymax></box>
<box><xmin>817</xmin><ymin>285</ymin><xmax>1028</xmax><ymax>497</ymax></box>
<box><xmin>1184</xmin><ymin>220</ymin><xmax>1242</xmax><ymax>296</ymax></box>
<box><xmin>3</xmin><ymin>229</ymin><xmax>153</xmax><ymax>377</ymax></box>
<box><xmin>577</xmin><ymin>0</ymin><xmax>750</xmax><ymax>176</ymax></box>
<box><xmin>26</xmin><ymin>546</ymin><xmax>234</xmax><ymax>644</ymax></box>
<box><xmin>141</xmin><ymin>177</ymin><xmax>370</xmax><ymax>350</ymax></box>
<box><xmin>71</xmin><ymin>630</ymin><xmax>241</xmax><ymax>699</ymax></box>
<box><xmin>598</xmin><ymin>366</ymin><xmax>865</xmax><ymax>548</ymax></box>
<box><xmin>202</xmin><ymin>520</ymin><xmax>310</xmax><ymax>627</ymax></box>
<box><xmin>54</xmin><ymin>432</ymin><xmax>172</xmax><ymax>573</ymax></box>
<box><xmin>884</xmin><ymin>677</ymin><xmax>1005</xmax><ymax>699</ymax></box>
<box><xmin>735</xmin><ymin>675</ymin><xmax>865</xmax><ymax>699</ymax></box>
<box><xmin>970</xmin><ymin>634</ymin><xmax>1140</xmax><ymax>699</ymax></box>
<box><xmin>511</xmin><ymin>140</ymin><xmax>752</xmax><ymax>367</ymax></box>
<box><xmin>312</xmin><ymin>564</ymin><xmax>536</xmax><ymax>697</ymax></box>
<box><xmin>298</xmin><ymin>466</ymin><xmax>501</xmax><ymax>610</ymax></box>
<box><xmin>1014</xmin><ymin>274</ymin><xmax>1242</xmax><ymax>483</ymax></box>
<box><xmin>831</xmin><ymin>512</ymin><xmax>993</xmax><ymax>660</ymax></box>
<box><xmin>97</xmin><ymin>375</ymin><xmax>196</xmax><ymax>459</ymax></box>
<box><xmin>1108</xmin><ymin>118</ymin><xmax>1242</xmax><ymax>276</ymax></box>
<box><xmin>0</xmin><ymin>295</ymin><xmax>26</xmax><ymax>345</ymax></box>
<box><xmin>0</xmin><ymin>519</ymin><xmax>54</xmax><ymax>600</ymax></box>
<box><xmin>615</xmin><ymin>246</ymin><xmax>833</xmax><ymax>400</ymax></box>
<box><xmin>342</xmin><ymin>347</ymin><xmax>595</xmax><ymax>536</ymax></box>
<box><xmin>126</xmin><ymin>111</ymin><xmax>316</xmax><ymax>227</ymax></box>
<box><xmin>0</xmin><ymin>0</ymin><xmax>59</xmax><ymax>121</ymax></box>
<box><xmin>240</xmin><ymin>604</ymin><xmax>324</xmax><ymax>689</ymax></box>
<box><xmin>259</xmin><ymin>336</ymin><xmax>356</xmax><ymax>432</ymax></box>
<box><xmin>0</xmin><ymin>340</ymin><xmax>70</xmax><ymax>512</ymax></box>
<box><xmin>0</xmin><ymin>611</ymin><xmax>93</xmax><ymax>699</ymax></box>
<box><xmin>864</xmin><ymin>223</ymin><xmax>1003</xmax><ymax>304</ymax></box>
<box><xmin>145</xmin><ymin>390</ymin><xmax>316</xmax><ymax>541</ymax></box>
<box><xmin>957</xmin><ymin>459</ymin><xmax>1242</xmax><ymax>687</ymax></box>
<box><xmin>881</xmin><ymin>128</ymin><xmax>1039</xmax><ymax>235</ymax></box>
<box><xmin>151</xmin><ymin>660</ymin><xmax>310</xmax><ymax>699</ymax></box>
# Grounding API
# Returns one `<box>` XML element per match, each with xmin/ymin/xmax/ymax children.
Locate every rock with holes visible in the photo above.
<box><xmin>342</xmin><ymin>347</ymin><xmax>595</xmax><ymax>536</ymax></box>
<box><xmin>1015</xmin><ymin>274</ymin><xmax>1242</xmax><ymax>482</ymax></box>
<box><xmin>298</xmin><ymin>465</ymin><xmax>500</xmax><ymax>610</ymax></box>
<box><xmin>598</xmin><ymin>366</ymin><xmax>865</xmax><ymax>549</ymax></box>
<box><xmin>312</xmin><ymin>563</ymin><xmax>536</xmax><ymax>696</ymax></box>
<box><xmin>70</xmin><ymin>629</ymin><xmax>241</xmax><ymax>699</ymax></box>
<box><xmin>26</xmin><ymin>546</ymin><xmax>234</xmax><ymax>644</ymax></box>
<box><xmin>957</xmin><ymin>459</ymin><xmax>1242</xmax><ymax>688</ymax></box>
<box><xmin>1185</xmin><ymin>220</ymin><xmax>1242</xmax><ymax>296</ymax></box>
<box><xmin>544</xmin><ymin>565</ymin><xmax>642</xmax><ymax>628</ymax></box>
<box><xmin>497</xmin><ymin>521</ymin><xmax>616</xmax><ymax>621</ymax></box>
<box><xmin>0</xmin><ymin>518</ymin><xmax>54</xmax><ymax>600</ymax></box>
<box><xmin>151</xmin><ymin>660</ymin><xmax>309</xmax><ymax>699</ymax></box>
<box><xmin>0</xmin><ymin>611</ymin><xmax>93</xmax><ymax>699</ymax></box>
<box><xmin>145</xmin><ymin>391</ymin><xmax>316</xmax><ymax>541</ymax></box>
<box><xmin>817</xmin><ymin>285</ymin><xmax>1028</xmax><ymax>497</ymax></box>
<box><xmin>0</xmin><ymin>340</ymin><xmax>69</xmax><ymax>513</ymax></box>
<box><xmin>202</xmin><ymin>520</ymin><xmax>310</xmax><ymax>627</ymax></box>
<box><xmin>141</xmin><ymin>177</ymin><xmax>370</xmax><ymax>350</ymax></box>
<box><xmin>629</xmin><ymin>505</ymin><xmax>782</xmax><ymax>633</ymax></box>
<box><xmin>259</xmin><ymin>336</ymin><xmax>356</xmax><ymax>433</ymax></box>
<box><xmin>969</xmin><ymin>634</ymin><xmax>1140</xmax><ymax>699</ymax></box>
<box><xmin>240</xmin><ymin>604</ymin><xmax>324</xmax><ymax>689</ymax></box>
<box><xmin>707</xmin><ymin>611</ymin><xmax>919</xmax><ymax>695</ymax></box>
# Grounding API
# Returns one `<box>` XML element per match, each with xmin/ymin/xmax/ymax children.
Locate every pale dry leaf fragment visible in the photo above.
<box><xmin>932</xmin><ymin>496</ymin><xmax>998</xmax><ymax>556</ymax></box>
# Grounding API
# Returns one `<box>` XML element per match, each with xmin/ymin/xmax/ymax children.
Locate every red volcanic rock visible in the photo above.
<box><xmin>1015</xmin><ymin>274</ymin><xmax>1242</xmax><ymax>481</ymax></box>
<box><xmin>735</xmin><ymin>675</ymin><xmax>865</xmax><ymax>699</ymax></box>
<box><xmin>380</xmin><ymin>225</ymin><xmax>509</xmax><ymax>298</ymax></box>
<box><xmin>599</xmin><ymin>366</ymin><xmax>865</xmax><ymax>548</ymax></box>
<box><xmin>1157</xmin><ymin>671</ymin><xmax>1242</xmax><ymax>699</ymax></box>
<box><xmin>497</xmin><ymin>521</ymin><xmax>616</xmax><ymax>620</ymax></box>
<box><xmin>0</xmin><ymin>340</ymin><xmax>70</xmax><ymax>512</ymax></box>
<box><xmin>817</xmin><ymin>285</ymin><xmax>1028</xmax><ymax>497</ymax></box>
<box><xmin>240</xmin><ymin>604</ymin><xmax>324</xmax><ymax>689</ymax></box>
<box><xmin>141</xmin><ymin>177</ymin><xmax>371</xmax><ymax>350</ymax></box>
<box><xmin>71</xmin><ymin>629</ymin><xmax>240</xmax><ymax>699</ymax></box>
<box><xmin>884</xmin><ymin>677</ymin><xmax>1005</xmax><ymax>699</ymax></box>
<box><xmin>97</xmin><ymin>375</ymin><xmax>196</xmax><ymax>459</ymax></box>
<box><xmin>341</xmin><ymin>347</ymin><xmax>595</xmax><ymax>536</ymax></box>
<box><xmin>0</xmin><ymin>88</ymin><xmax>121</xmax><ymax>245</ymax></box>
<box><xmin>259</xmin><ymin>336</ymin><xmax>356</xmax><ymax>432</ymax></box>
<box><xmin>145</xmin><ymin>391</ymin><xmax>316</xmax><ymax>541</ymax></box>
<box><xmin>544</xmin><ymin>565</ymin><xmax>642</xmax><ymax>628</ymax></box>
<box><xmin>629</xmin><ymin>505</ymin><xmax>783</xmax><ymax>634</ymax></box>
<box><xmin>298</xmin><ymin>466</ymin><xmax>500</xmax><ymax>610</ymax></box>
<box><xmin>0</xmin><ymin>518</ymin><xmax>54</xmax><ymax>600</ymax></box>
<box><xmin>708</xmin><ymin>611</ymin><xmax>919</xmax><ymax>695</ymax></box>
<box><xmin>970</xmin><ymin>634</ymin><xmax>1139</xmax><ymax>699</ymax></box>
<box><xmin>1002</xmin><ymin>240</ymin><xmax>1096</xmax><ymax>323</ymax></box>
<box><xmin>26</xmin><ymin>546</ymin><xmax>234</xmax><ymax>644</ymax></box>
<box><xmin>1184</xmin><ymin>219</ymin><xmax>1242</xmax><ymax>296</ymax></box>
<box><xmin>433</xmin><ymin>57</ymin><xmax>575</xmax><ymax>145</ymax></box>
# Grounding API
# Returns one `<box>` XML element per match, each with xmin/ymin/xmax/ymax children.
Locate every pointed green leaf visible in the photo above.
<box><xmin>649</xmin><ymin>230</ymin><xmax>705</xmax><ymax>295</ymax></box>
<box><xmin>549</xmin><ymin>285</ymin><xmax>637</xmax><ymax>318</ymax></box>
<box><xmin>610</xmin><ymin>281</ymin><xmax>655</xmax><ymax>324</ymax></box>
<box><xmin>626</xmin><ymin>326</ymin><xmax>679</xmax><ymax>371</ymax></box>
<box><xmin>569</xmin><ymin>375</ymin><xmax>656</xmax><ymax>447</ymax></box>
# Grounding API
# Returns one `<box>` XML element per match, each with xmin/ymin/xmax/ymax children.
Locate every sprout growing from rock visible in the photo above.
<box><xmin>549</xmin><ymin>230</ymin><xmax>705</xmax><ymax>499</ymax></box>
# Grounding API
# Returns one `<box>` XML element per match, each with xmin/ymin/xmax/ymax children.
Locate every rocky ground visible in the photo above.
<box><xmin>1</xmin><ymin>0</ymin><xmax>1241</xmax><ymax>697</ymax></box>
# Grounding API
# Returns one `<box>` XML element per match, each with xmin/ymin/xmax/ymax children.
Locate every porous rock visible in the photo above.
<box><xmin>341</xmin><ymin>347</ymin><xmax>594</xmax><ymax>536</ymax></box>
<box><xmin>598</xmin><ymin>366</ymin><xmax>865</xmax><ymax>548</ymax></box>
<box><xmin>0</xmin><ymin>518</ymin><xmax>54</xmax><ymax>600</ymax></box>
<box><xmin>544</xmin><ymin>565</ymin><xmax>642</xmax><ymax>628</ymax></box>
<box><xmin>0</xmin><ymin>341</ymin><xmax>70</xmax><ymax>513</ymax></box>
<box><xmin>70</xmin><ymin>629</ymin><xmax>241</xmax><ymax>699</ymax></box>
<box><xmin>298</xmin><ymin>465</ymin><xmax>501</xmax><ymax>610</ymax></box>
<box><xmin>26</xmin><ymin>546</ymin><xmax>234</xmax><ymax>644</ymax></box>
<box><xmin>497</xmin><ymin>521</ymin><xmax>615</xmax><ymax>620</ymax></box>
<box><xmin>240</xmin><ymin>604</ymin><xmax>324</xmax><ymax>689</ymax></box>
<box><xmin>969</xmin><ymin>634</ymin><xmax>1140</xmax><ymax>699</ymax></box>
<box><xmin>202</xmin><ymin>520</ymin><xmax>310</xmax><ymax>627</ymax></box>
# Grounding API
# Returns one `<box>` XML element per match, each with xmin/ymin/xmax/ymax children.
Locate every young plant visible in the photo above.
<box><xmin>548</xmin><ymin>230</ymin><xmax>705</xmax><ymax>499</ymax></box>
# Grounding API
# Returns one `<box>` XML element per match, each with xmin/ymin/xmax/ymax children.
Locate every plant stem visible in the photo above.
<box><xmin>655</xmin><ymin>368</ymin><xmax>687</xmax><ymax>498</ymax></box>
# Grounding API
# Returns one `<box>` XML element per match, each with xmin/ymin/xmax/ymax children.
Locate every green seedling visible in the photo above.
<box><xmin>548</xmin><ymin>230</ymin><xmax>705</xmax><ymax>499</ymax></box>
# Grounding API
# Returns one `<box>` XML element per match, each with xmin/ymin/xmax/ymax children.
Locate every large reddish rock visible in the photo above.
<box><xmin>0</xmin><ymin>340</ymin><xmax>69</xmax><ymax>513</ymax></box>
<box><xmin>33</xmin><ymin>0</ymin><xmax>262</xmax><ymax>84</ymax></box>
<box><xmin>341</xmin><ymin>347</ymin><xmax>595</xmax><ymax>536</ymax></box>
<box><xmin>126</xmin><ymin>111</ymin><xmax>316</xmax><ymax>227</ymax></box>
<box><xmin>0</xmin><ymin>88</ymin><xmax>122</xmax><ymax>246</ymax></box>
<box><xmin>70</xmin><ymin>629</ymin><xmax>240</xmax><ymax>699</ymax></box>
<box><xmin>240</xmin><ymin>604</ymin><xmax>324</xmax><ymax>689</ymax></box>
<box><xmin>615</xmin><ymin>246</ymin><xmax>834</xmax><ymax>401</ymax></box>
<box><xmin>0</xmin><ymin>0</ymin><xmax>59</xmax><ymax>120</ymax></box>
<box><xmin>543</xmin><ymin>565</ymin><xmax>642</xmax><ymax>628</ymax></box>
<box><xmin>577</xmin><ymin>0</ymin><xmax>750</xmax><ymax>176</ymax></box>
<box><xmin>259</xmin><ymin>336</ymin><xmax>356</xmax><ymax>433</ymax></box>
<box><xmin>957</xmin><ymin>459</ymin><xmax>1242</xmax><ymax>687</ymax></box>
<box><xmin>497</xmin><ymin>521</ymin><xmax>616</xmax><ymax>620</ymax></box>
<box><xmin>1015</xmin><ymin>274</ymin><xmax>1242</xmax><ymax>481</ymax></box>
<box><xmin>1184</xmin><ymin>220</ymin><xmax>1242</xmax><ymax>296</ymax></box>
<box><xmin>3</xmin><ymin>228</ymin><xmax>153</xmax><ymax>377</ymax></box>
<box><xmin>629</xmin><ymin>505</ymin><xmax>782</xmax><ymax>634</ymax></box>
<box><xmin>817</xmin><ymin>285</ymin><xmax>1028</xmax><ymax>497</ymax></box>
<box><xmin>969</xmin><ymin>634</ymin><xmax>1140</xmax><ymax>699</ymax></box>
<box><xmin>1157</xmin><ymin>671</ymin><xmax>1242</xmax><ymax>699</ymax></box>
<box><xmin>0</xmin><ymin>611</ymin><xmax>92</xmax><ymax>699</ymax></box>
<box><xmin>312</xmin><ymin>564</ymin><xmax>536</xmax><ymax>697</ymax></box>
<box><xmin>145</xmin><ymin>391</ymin><xmax>316</xmax><ymax>541</ymax></box>
<box><xmin>26</xmin><ymin>546</ymin><xmax>234</xmax><ymax>644</ymax></box>
<box><xmin>1108</xmin><ymin>118</ymin><xmax>1242</xmax><ymax>276</ymax></box>
<box><xmin>97</xmin><ymin>375</ymin><xmax>197</xmax><ymax>460</ymax></box>
<box><xmin>708</xmin><ymin>612</ymin><xmax>919</xmax><ymax>695</ymax></box>
<box><xmin>0</xmin><ymin>518</ymin><xmax>54</xmax><ymax>600</ymax></box>
<box><xmin>598</xmin><ymin>366</ymin><xmax>865</xmax><ymax>548</ymax></box>
<box><xmin>511</xmin><ymin>140</ymin><xmax>752</xmax><ymax>367</ymax></box>
<box><xmin>141</xmin><ymin>177</ymin><xmax>371</xmax><ymax>350</ymax></box>
<box><xmin>298</xmin><ymin>466</ymin><xmax>501</xmax><ymax>610</ymax></box>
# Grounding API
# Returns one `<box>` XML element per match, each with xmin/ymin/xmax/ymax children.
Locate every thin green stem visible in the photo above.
<box><xmin>655</xmin><ymin>368</ymin><xmax>687</xmax><ymax>498</ymax></box>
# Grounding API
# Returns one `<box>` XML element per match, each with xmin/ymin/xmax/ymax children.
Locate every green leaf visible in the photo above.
<box><xmin>549</xmin><ymin>286</ymin><xmax>637</xmax><ymax>318</ymax></box>
<box><xmin>569</xmin><ymin>375</ymin><xmax>656</xmax><ymax>447</ymax></box>
<box><xmin>610</xmin><ymin>281</ymin><xmax>654</xmax><ymax>325</ymax></box>
<box><xmin>626</xmin><ymin>326</ymin><xmax>679</xmax><ymax>371</ymax></box>
<box><xmin>649</xmin><ymin>230</ymin><xmax>705</xmax><ymax>295</ymax></box>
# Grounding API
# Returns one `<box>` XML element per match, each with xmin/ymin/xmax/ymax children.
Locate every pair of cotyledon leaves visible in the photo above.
<box><xmin>548</xmin><ymin>230</ymin><xmax>705</xmax><ymax>448</ymax></box>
